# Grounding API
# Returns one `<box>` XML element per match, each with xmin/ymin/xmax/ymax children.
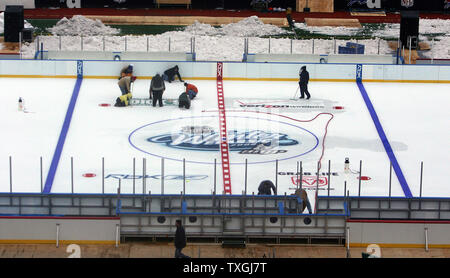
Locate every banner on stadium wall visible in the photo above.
<box><xmin>0</xmin><ymin>0</ymin><xmax>35</xmax><ymax>11</ymax></box>
<box><xmin>334</xmin><ymin>0</ymin><xmax>450</xmax><ymax>12</ymax></box>
<box><xmin>31</xmin><ymin>0</ymin><xmax>291</xmax><ymax>10</ymax></box>
<box><xmin>27</xmin><ymin>0</ymin><xmax>450</xmax><ymax>12</ymax></box>
<box><xmin>34</xmin><ymin>0</ymin><xmax>228</xmax><ymax>9</ymax></box>
<box><xmin>34</xmin><ymin>0</ymin><xmax>137</xmax><ymax>9</ymax></box>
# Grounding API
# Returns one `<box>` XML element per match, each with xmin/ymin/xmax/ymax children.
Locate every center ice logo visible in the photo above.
<box><xmin>147</xmin><ymin>127</ymin><xmax>298</xmax><ymax>152</ymax></box>
<box><xmin>129</xmin><ymin>116</ymin><xmax>319</xmax><ymax>164</ymax></box>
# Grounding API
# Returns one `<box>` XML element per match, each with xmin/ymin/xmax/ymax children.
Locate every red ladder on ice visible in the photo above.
<box><xmin>216</xmin><ymin>62</ymin><xmax>232</xmax><ymax>194</ymax></box>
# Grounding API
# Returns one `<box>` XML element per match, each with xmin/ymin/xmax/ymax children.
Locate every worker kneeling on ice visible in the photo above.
<box><xmin>163</xmin><ymin>65</ymin><xmax>184</xmax><ymax>83</ymax></box>
<box><xmin>114</xmin><ymin>93</ymin><xmax>132</xmax><ymax>107</ymax></box>
<box><xmin>184</xmin><ymin>82</ymin><xmax>198</xmax><ymax>100</ymax></box>
<box><xmin>115</xmin><ymin>75</ymin><xmax>132</xmax><ymax>107</ymax></box>
<box><xmin>178</xmin><ymin>91</ymin><xmax>191</xmax><ymax>109</ymax></box>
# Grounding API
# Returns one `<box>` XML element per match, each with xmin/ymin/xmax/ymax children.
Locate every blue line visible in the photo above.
<box><xmin>43</xmin><ymin>77</ymin><xmax>83</xmax><ymax>193</ymax></box>
<box><xmin>356</xmin><ymin>80</ymin><xmax>413</xmax><ymax>198</ymax></box>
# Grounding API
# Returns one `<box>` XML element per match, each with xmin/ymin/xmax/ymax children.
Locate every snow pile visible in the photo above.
<box><xmin>0</xmin><ymin>12</ymin><xmax>34</xmax><ymax>34</ymax></box>
<box><xmin>421</xmin><ymin>36</ymin><xmax>450</xmax><ymax>58</ymax></box>
<box><xmin>220</xmin><ymin>16</ymin><xmax>288</xmax><ymax>37</ymax></box>
<box><xmin>183</xmin><ymin>16</ymin><xmax>288</xmax><ymax>37</ymax></box>
<box><xmin>295</xmin><ymin>23</ymin><xmax>361</xmax><ymax>37</ymax></box>
<box><xmin>416</xmin><ymin>19</ymin><xmax>450</xmax><ymax>37</ymax></box>
<box><xmin>18</xmin><ymin>16</ymin><xmax>450</xmax><ymax>60</ymax></box>
<box><xmin>371</xmin><ymin>23</ymin><xmax>399</xmax><ymax>38</ymax></box>
<box><xmin>47</xmin><ymin>15</ymin><xmax>120</xmax><ymax>36</ymax></box>
<box><xmin>296</xmin><ymin>19</ymin><xmax>450</xmax><ymax>40</ymax></box>
<box><xmin>184</xmin><ymin>21</ymin><xmax>220</xmax><ymax>36</ymax></box>
<box><xmin>365</xmin><ymin>20</ymin><xmax>450</xmax><ymax>42</ymax></box>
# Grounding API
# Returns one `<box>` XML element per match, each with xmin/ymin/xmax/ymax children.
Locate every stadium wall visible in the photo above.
<box><xmin>348</xmin><ymin>220</ymin><xmax>450</xmax><ymax>248</ymax></box>
<box><xmin>1</xmin><ymin>59</ymin><xmax>450</xmax><ymax>83</ymax></box>
<box><xmin>44</xmin><ymin>51</ymin><xmax>195</xmax><ymax>61</ymax></box>
<box><xmin>247</xmin><ymin>54</ymin><xmax>396</xmax><ymax>64</ymax></box>
<box><xmin>0</xmin><ymin>216</ymin><xmax>120</xmax><ymax>244</ymax></box>
<box><xmin>0</xmin><ymin>60</ymin><xmax>77</xmax><ymax>78</ymax></box>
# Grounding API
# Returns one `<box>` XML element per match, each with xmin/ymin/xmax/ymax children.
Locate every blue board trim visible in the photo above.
<box><xmin>356</xmin><ymin>75</ymin><xmax>413</xmax><ymax>198</ymax></box>
<box><xmin>43</xmin><ymin>76</ymin><xmax>83</xmax><ymax>193</ymax></box>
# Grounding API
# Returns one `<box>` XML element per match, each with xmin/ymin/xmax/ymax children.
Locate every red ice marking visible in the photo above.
<box><xmin>99</xmin><ymin>103</ymin><xmax>111</xmax><ymax>107</ymax></box>
<box><xmin>333</xmin><ymin>106</ymin><xmax>344</xmax><ymax>110</ymax></box>
<box><xmin>202</xmin><ymin>108</ymin><xmax>335</xmax><ymax>206</ymax></box>
<box><xmin>216</xmin><ymin>62</ymin><xmax>232</xmax><ymax>195</ymax></box>
<box><xmin>358</xmin><ymin>176</ymin><xmax>371</xmax><ymax>181</ymax></box>
<box><xmin>83</xmin><ymin>173</ymin><xmax>96</xmax><ymax>178</ymax></box>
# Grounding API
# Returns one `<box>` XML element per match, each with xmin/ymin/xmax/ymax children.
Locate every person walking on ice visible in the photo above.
<box><xmin>299</xmin><ymin>65</ymin><xmax>310</xmax><ymax>100</ymax></box>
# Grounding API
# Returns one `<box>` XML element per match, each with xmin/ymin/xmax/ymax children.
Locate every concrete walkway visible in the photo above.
<box><xmin>1</xmin><ymin>243</ymin><xmax>449</xmax><ymax>258</ymax></box>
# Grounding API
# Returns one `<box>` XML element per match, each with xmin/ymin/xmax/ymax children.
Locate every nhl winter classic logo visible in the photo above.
<box><xmin>401</xmin><ymin>0</ymin><xmax>414</xmax><ymax>8</ymax></box>
<box><xmin>147</xmin><ymin>125</ymin><xmax>298</xmax><ymax>152</ymax></box>
<box><xmin>128</xmin><ymin>116</ymin><xmax>320</xmax><ymax>164</ymax></box>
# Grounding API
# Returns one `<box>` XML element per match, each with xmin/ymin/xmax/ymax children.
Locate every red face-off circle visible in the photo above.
<box><xmin>357</xmin><ymin>176</ymin><xmax>371</xmax><ymax>181</ymax></box>
<box><xmin>99</xmin><ymin>103</ymin><xmax>111</xmax><ymax>107</ymax></box>
<box><xmin>83</xmin><ymin>173</ymin><xmax>96</xmax><ymax>178</ymax></box>
<box><xmin>333</xmin><ymin>106</ymin><xmax>344</xmax><ymax>110</ymax></box>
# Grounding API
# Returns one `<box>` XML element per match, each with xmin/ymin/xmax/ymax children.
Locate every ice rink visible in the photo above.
<box><xmin>1</xmin><ymin>77</ymin><xmax>449</xmax><ymax>210</ymax></box>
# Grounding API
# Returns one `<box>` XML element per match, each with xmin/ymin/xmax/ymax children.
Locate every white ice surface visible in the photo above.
<box><xmin>0</xmin><ymin>78</ymin><xmax>75</xmax><ymax>193</ymax></box>
<box><xmin>2</xmin><ymin>78</ymin><xmax>449</xmax><ymax>211</ymax></box>
<box><xmin>363</xmin><ymin>82</ymin><xmax>450</xmax><ymax>198</ymax></box>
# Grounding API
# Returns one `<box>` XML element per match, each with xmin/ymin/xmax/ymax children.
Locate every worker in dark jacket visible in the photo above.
<box><xmin>178</xmin><ymin>92</ymin><xmax>191</xmax><ymax>109</ymax></box>
<box><xmin>293</xmin><ymin>188</ymin><xmax>312</xmax><ymax>214</ymax></box>
<box><xmin>149</xmin><ymin>74</ymin><xmax>165</xmax><ymax>107</ymax></box>
<box><xmin>174</xmin><ymin>219</ymin><xmax>190</xmax><ymax>258</ymax></box>
<box><xmin>163</xmin><ymin>65</ymin><xmax>184</xmax><ymax>83</ymax></box>
<box><xmin>299</xmin><ymin>65</ymin><xmax>310</xmax><ymax>99</ymax></box>
<box><xmin>258</xmin><ymin>180</ymin><xmax>277</xmax><ymax>195</ymax></box>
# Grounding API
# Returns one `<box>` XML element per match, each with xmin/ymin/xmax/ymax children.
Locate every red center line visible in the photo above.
<box><xmin>216</xmin><ymin>62</ymin><xmax>232</xmax><ymax>194</ymax></box>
